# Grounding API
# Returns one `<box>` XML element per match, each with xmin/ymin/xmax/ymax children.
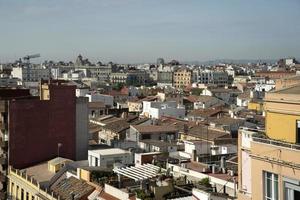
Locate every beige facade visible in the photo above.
<box><xmin>173</xmin><ymin>68</ymin><xmax>192</xmax><ymax>88</ymax></box>
<box><xmin>238</xmin><ymin>84</ymin><xmax>300</xmax><ymax>200</ymax></box>
<box><xmin>251</xmin><ymin>140</ymin><xmax>300</xmax><ymax>200</ymax></box>
<box><xmin>275</xmin><ymin>75</ymin><xmax>300</xmax><ymax>90</ymax></box>
<box><xmin>7</xmin><ymin>167</ymin><xmax>58</xmax><ymax>200</ymax></box>
<box><xmin>127</xmin><ymin>101</ymin><xmax>142</xmax><ymax>113</ymax></box>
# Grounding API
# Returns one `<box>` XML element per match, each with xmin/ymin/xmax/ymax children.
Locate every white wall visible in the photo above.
<box><xmin>88</xmin><ymin>151</ymin><xmax>132</xmax><ymax>167</ymax></box>
<box><xmin>11</xmin><ymin>67</ymin><xmax>23</xmax><ymax>80</ymax></box>
<box><xmin>76</xmin><ymin>88</ymin><xmax>89</xmax><ymax>97</ymax></box>
<box><xmin>142</xmin><ymin>101</ymin><xmax>185</xmax><ymax>119</ymax></box>
<box><xmin>86</xmin><ymin>93</ymin><xmax>113</xmax><ymax>107</ymax></box>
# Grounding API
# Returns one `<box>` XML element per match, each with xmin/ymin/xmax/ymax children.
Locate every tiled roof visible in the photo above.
<box><xmin>184</xmin><ymin>125</ymin><xmax>231</xmax><ymax>141</ymax></box>
<box><xmin>104</xmin><ymin>119</ymin><xmax>129</xmax><ymax>133</ymax></box>
<box><xmin>131</xmin><ymin>125</ymin><xmax>178</xmax><ymax>134</ymax></box>
<box><xmin>185</xmin><ymin>95</ymin><xmax>218</xmax><ymax>103</ymax></box>
<box><xmin>51</xmin><ymin>177</ymin><xmax>95</xmax><ymax>200</ymax></box>
<box><xmin>187</xmin><ymin>107</ymin><xmax>224</xmax><ymax>118</ymax></box>
<box><xmin>209</xmin><ymin>116</ymin><xmax>244</xmax><ymax>126</ymax></box>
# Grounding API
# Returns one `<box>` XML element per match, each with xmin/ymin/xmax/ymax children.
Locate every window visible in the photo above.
<box><xmin>297</xmin><ymin>120</ymin><xmax>300</xmax><ymax>143</ymax></box>
<box><xmin>16</xmin><ymin>186</ymin><xmax>19</xmax><ymax>200</ymax></box>
<box><xmin>11</xmin><ymin>182</ymin><xmax>14</xmax><ymax>196</ymax></box>
<box><xmin>21</xmin><ymin>189</ymin><xmax>24</xmax><ymax>200</ymax></box>
<box><xmin>95</xmin><ymin>157</ymin><xmax>98</xmax><ymax>166</ymax></box>
<box><xmin>264</xmin><ymin>171</ymin><xmax>278</xmax><ymax>200</ymax></box>
<box><xmin>284</xmin><ymin>177</ymin><xmax>300</xmax><ymax>200</ymax></box>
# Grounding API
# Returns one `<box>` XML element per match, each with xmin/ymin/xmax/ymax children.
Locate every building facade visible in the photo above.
<box><xmin>173</xmin><ymin>68</ymin><xmax>192</xmax><ymax>88</ymax></box>
<box><xmin>238</xmin><ymin>84</ymin><xmax>300</xmax><ymax>200</ymax></box>
<box><xmin>11</xmin><ymin>66</ymin><xmax>51</xmax><ymax>82</ymax></box>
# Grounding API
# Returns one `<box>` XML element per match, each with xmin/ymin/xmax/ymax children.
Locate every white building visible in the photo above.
<box><xmin>184</xmin><ymin>140</ymin><xmax>237</xmax><ymax>156</ymax></box>
<box><xmin>254</xmin><ymin>80</ymin><xmax>275</xmax><ymax>92</ymax></box>
<box><xmin>88</xmin><ymin>148</ymin><xmax>133</xmax><ymax>168</ymax></box>
<box><xmin>142</xmin><ymin>101</ymin><xmax>185</xmax><ymax>119</ymax></box>
<box><xmin>11</xmin><ymin>66</ymin><xmax>50</xmax><ymax>82</ymax></box>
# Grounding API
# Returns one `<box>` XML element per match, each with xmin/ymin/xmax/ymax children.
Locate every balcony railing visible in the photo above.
<box><xmin>252</xmin><ymin>136</ymin><xmax>300</xmax><ymax>151</ymax></box>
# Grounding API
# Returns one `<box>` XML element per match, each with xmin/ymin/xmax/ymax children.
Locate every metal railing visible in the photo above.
<box><xmin>252</xmin><ymin>137</ymin><xmax>300</xmax><ymax>151</ymax></box>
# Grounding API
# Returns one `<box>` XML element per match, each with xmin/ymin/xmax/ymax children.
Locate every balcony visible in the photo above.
<box><xmin>251</xmin><ymin>134</ymin><xmax>300</xmax><ymax>170</ymax></box>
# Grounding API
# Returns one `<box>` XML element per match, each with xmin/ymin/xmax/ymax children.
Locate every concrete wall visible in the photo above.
<box><xmin>76</xmin><ymin>97</ymin><xmax>89</xmax><ymax>160</ymax></box>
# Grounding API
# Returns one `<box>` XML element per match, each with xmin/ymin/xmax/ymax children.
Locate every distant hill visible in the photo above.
<box><xmin>182</xmin><ymin>59</ymin><xmax>279</xmax><ymax>65</ymax></box>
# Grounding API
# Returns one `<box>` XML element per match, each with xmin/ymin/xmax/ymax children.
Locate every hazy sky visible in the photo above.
<box><xmin>0</xmin><ymin>0</ymin><xmax>299</xmax><ymax>63</ymax></box>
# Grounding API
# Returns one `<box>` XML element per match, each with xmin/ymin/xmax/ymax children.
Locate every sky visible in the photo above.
<box><xmin>0</xmin><ymin>0</ymin><xmax>300</xmax><ymax>64</ymax></box>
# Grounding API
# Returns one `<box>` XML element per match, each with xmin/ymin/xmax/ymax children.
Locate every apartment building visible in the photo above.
<box><xmin>173</xmin><ymin>68</ymin><xmax>192</xmax><ymax>88</ymax></box>
<box><xmin>142</xmin><ymin>101</ymin><xmax>185</xmax><ymax>119</ymax></box>
<box><xmin>238</xmin><ymin>84</ymin><xmax>300</xmax><ymax>200</ymax></box>
<box><xmin>11</xmin><ymin>66</ymin><xmax>51</xmax><ymax>82</ymax></box>
<box><xmin>196</xmin><ymin>70</ymin><xmax>229</xmax><ymax>86</ymax></box>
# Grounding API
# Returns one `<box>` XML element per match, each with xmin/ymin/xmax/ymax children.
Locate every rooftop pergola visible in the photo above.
<box><xmin>113</xmin><ymin>164</ymin><xmax>163</xmax><ymax>181</ymax></box>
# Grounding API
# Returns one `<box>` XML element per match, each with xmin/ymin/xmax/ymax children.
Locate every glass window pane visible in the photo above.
<box><xmin>266</xmin><ymin>178</ymin><xmax>272</xmax><ymax>198</ymax></box>
<box><xmin>274</xmin><ymin>179</ymin><xmax>278</xmax><ymax>200</ymax></box>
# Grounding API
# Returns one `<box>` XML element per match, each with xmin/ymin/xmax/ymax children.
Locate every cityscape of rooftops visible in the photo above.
<box><xmin>0</xmin><ymin>1</ymin><xmax>299</xmax><ymax>200</ymax></box>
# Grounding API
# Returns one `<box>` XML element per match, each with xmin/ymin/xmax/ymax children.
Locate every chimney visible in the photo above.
<box><xmin>220</xmin><ymin>156</ymin><xmax>226</xmax><ymax>169</ymax></box>
<box><xmin>192</xmin><ymin>149</ymin><xmax>197</xmax><ymax>162</ymax></box>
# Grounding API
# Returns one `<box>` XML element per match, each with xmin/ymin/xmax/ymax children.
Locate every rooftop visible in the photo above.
<box><xmin>104</xmin><ymin>119</ymin><xmax>129</xmax><ymax>133</ymax></box>
<box><xmin>184</xmin><ymin>162</ymin><xmax>237</xmax><ymax>182</ymax></box>
<box><xmin>48</xmin><ymin>157</ymin><xmax>72</xmax><ymax>166</ymax></box>
<box><xmin>140</xmin><ymin>139</ymin><xmax>180</xmax><ymax>147</ymax></box>
<box><xmin>185</xmin><ymin>95</ymin><xmax>219</xmax><ymax>103</ymax></box>
<box><xmin>273</xmin><ymin>83</ymin><xmax>300</xmax><ymax>94</ymax></box>
<box><xmin>209</xmin><ymin>116</ymin><xmax>244</xmax><ymax>126</ymax></box>
<box><xmin>187</xmin><ymin>107</ymin><xmax>224</xmax><ymax>118</ymax></box>
<box><xmin>21</xmin><ymin>162</ymin><xmax>55</xmax><ymax>185</ymax></box>
<box><xmin>131</xmin><ymin>125</ymin><xmax>178</xmax><ymax>134</ymax></box>
<box><xmin>89</xmin><ymin>148</ymin><xmax>130</xmax><ymax>156</ymax></box>
<box><xmin>184</xmin><ymin>125</ymin><xmax>231</xmax><ymax>141</ymax></box>
<box><xmin>51</xmin><ymin>176</ymin><xmax>95</xmax><ymax>200</ymax></box>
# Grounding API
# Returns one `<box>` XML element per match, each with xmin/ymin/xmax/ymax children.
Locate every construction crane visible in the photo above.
<box><xmin>23</xmin><ymin>54</ymin><xmax>40</xmax><ymax>63</ymax></box>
